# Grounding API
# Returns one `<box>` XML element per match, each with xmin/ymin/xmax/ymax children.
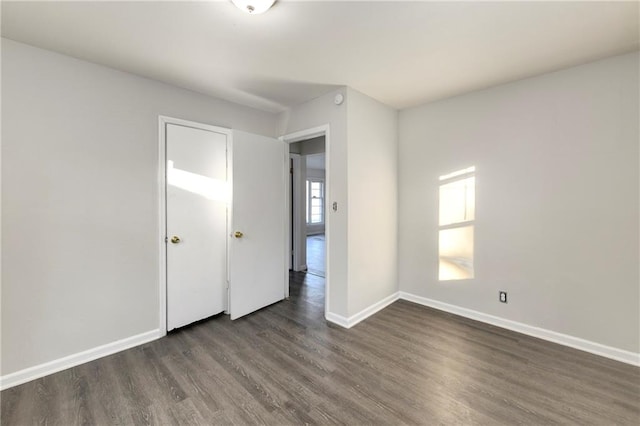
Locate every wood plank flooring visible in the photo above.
<box><xmin>306</xmin><ymin>234</ymin><xmax>325</xmax><ymax>277</ymax></box>
<box><xmin>2</xmin><ymin>271</ymin><xmax>639</xmax><ymax>425</ymax></box>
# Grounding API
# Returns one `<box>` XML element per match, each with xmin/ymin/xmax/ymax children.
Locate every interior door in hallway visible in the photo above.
<box><xmin>166</xmin><ymin>122</ymin><xmax>228</xmax><ymax>330</ymax></box>
<box><xmin>229</xmin><ymin>130</ymin><xmax>287</xmax><ymax>320</ymax></box>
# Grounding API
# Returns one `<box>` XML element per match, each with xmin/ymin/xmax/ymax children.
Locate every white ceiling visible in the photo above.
<box><xmin>2</xmin><ymin>1</ymin><xmax>638</xmax><ymax>113</ymax></box>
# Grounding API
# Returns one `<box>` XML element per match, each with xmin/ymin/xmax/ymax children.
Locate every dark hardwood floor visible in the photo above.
<box><xmin>2</xmin><ymin>271</ymin><xmax>639</xmax><ymax>425</ymax></box>
<box><xmin>306</xmin><ymin>234</ymin><xmax>325</xmax><ymax>277</ymax></box>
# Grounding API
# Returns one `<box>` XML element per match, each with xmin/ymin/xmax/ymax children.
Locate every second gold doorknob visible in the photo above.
<box><xmin>234</xmin><ymin>231</ymin><xmax>244</xmax><ymax>238</ymax></box>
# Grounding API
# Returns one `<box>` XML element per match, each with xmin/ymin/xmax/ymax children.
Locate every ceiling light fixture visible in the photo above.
<box><xmin>231</xmin><ymin>0</ymin><xmax>276</xmax><ymax>14</ymax></box>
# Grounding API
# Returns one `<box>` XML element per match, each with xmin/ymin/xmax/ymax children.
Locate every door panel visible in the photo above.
<box><xmin>166</xmin><ymin>123</ymin><xmax>228</xmax><ymax>330</ymax></box>
<box><xmin>230</xmin><ymin>130</ymin><xmax>286</xmax><ymax>320</ymax></box>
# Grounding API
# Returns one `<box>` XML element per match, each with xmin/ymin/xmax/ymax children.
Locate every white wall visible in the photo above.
<box><xmin>279</xmin><ymin>89</ymin><xmax>399</xmax><ymax>320</ymax></box>
<box><xmin>398</xmin><ymin>52</ymin><xmax>639</xmax><ymax>353</ymax></box>
<box><xmin>306</xmin><ymin>168</ymin><xmax>325</xmax><ymax>179</ymax></box>
<box><xmin>1</xmin><ymin>39</ymin><xmax>277</xmax><ymax>376</ymax></box>
<box><xmin>278</xmin><ymin>89</ymin><xmax>349</xmax><ymax>317</ymax></box>
<box><xmin>289</xmin><ymin>137</ymin><xmax>325</xmax><ymax>156</ymax></box>
<box><xmin>298</xmin><ymin>136</ymin><xmax>326</xmax><ymax>156</ymax></box>
<box><xmin>346</xmin><ymin>88</ymin><xmax>398</xmax><ymax>316</ymax></box>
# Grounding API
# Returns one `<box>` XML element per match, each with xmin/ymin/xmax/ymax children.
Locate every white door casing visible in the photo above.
<box><xmin>280</xmin><ymin>125</ymin><xmax>330</xmax><ymax>316</ymax></box>
<box><xmin>229</xmin><ymin>130</ymin><xmax>287</xmax><ymax>320</ymax></box>
<box><xmin>165</xmin><ymin>122</ymin><xmax>229</xmax><ymax>330</ymax></box>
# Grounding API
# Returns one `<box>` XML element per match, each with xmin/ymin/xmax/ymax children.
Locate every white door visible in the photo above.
<box><xmin>229</xmin><ymin>130</ymin><xmax>287</xmax><ymax>320</ymax></box>
<box><xmin>166</xmin><ymin>123</ymin><xmax>229</xmax><ymax>330</ymax></box>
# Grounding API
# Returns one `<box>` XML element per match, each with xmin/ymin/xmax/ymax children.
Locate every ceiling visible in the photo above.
<box><xmin>2</xmin><ymin>1</ymin><xmax>638</xmax><ymax>113</ymax></box>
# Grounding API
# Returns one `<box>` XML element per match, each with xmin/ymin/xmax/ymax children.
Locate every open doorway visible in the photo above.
<box><xmin>289</xmin><ymin>137</ymin><xmax>326</xmax><ymax>277</ymax></box>
<box><xmin>281</xmin><ymin>125</ymin><xmax>330</xmax><ymax>316</ymax></box>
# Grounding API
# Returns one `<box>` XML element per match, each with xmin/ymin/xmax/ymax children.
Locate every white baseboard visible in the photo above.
<box><xmin>0</xmin><ymin>329</ymin><xmax>162</xmax><ymax>390</ymax></box>
<box><xmin>399</xmin><ymin>292</ymin><xmax>640</xmax><ymax>367</ymax></box>
<box><xmin>325</xmin><ymin>311</ymin><xmax>351</xmax><ymax>328</ymax></box>
<box><xmin>5</xmin><ymin>292</ymin><xmax>637</xmax><ymax>391</ymax></box>
<box><xmin>326</xmin><ymin>292</ymin><xmax>400</xmax><ymax>329</ymax></box>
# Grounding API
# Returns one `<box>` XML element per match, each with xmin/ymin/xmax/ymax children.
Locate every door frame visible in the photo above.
<box><xmin>288</xmin><ymin>153</ymin><xmax>300</xmax><ymax>271</ymax></box>
<box><xmin>289</xmin><ymin>153</ymin><xmax>306</xmax><ymax>272</ymax></box>
<box><xmin>280</xmin><ymin>125</ymin><xmax>330</xmax><ymax>315</ymax></box>
<box><xmin>158</xmin><ymin>116</ymin><xmax>233</xmax><ymax>336</ymax></box>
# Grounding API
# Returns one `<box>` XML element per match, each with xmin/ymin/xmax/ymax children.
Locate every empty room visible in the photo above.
<box><xmin>1</xmin><ymin>0</ymin><xmax>639</xmax><ymax>424</ymax></box>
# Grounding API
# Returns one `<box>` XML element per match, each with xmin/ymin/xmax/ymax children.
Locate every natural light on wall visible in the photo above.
<box><xmin>439</xmin><ymin>167</ymin><xmax>475</xmax><ymax>280</ymax></box>
<box><xmin>167</xmin><ymin>160</ymin><xmax>229</xmax><ymax>203</ymax></box>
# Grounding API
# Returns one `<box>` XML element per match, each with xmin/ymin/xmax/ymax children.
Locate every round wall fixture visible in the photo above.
<box><xmin>334</xmin><ymin>93</ymin><xmax>344</xmax><ymax>105</ymax></box>
<box><xmin>231</xmin><ymin>0</ymin><xmax>276</xmax><ymax>14</ymax></box>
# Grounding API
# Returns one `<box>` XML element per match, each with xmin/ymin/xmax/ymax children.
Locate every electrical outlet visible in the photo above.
<box><xmin>499</xmin><ymin>291</ymin><xmax>508</xmax><ymax>303</ymax></box>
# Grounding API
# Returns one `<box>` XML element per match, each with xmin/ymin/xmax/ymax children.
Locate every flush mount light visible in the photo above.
<box><xmin>231</xmin><ymin>0</ymin><xmax>276</xmax><ymax>14</ymax></box>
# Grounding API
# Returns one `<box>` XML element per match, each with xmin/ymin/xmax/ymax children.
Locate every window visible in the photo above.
<box><xmin>306</xmin><ymin>179</ymin><xmax>324</xmax><ymax>224</ymax></box>
<box><xmin>439</xmin><ymin>166</ymin><xmax>475</xmax><ymax>280</ymax></box>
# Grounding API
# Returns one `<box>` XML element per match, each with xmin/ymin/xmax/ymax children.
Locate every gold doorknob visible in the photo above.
<box><xmin>170</xmin><ymin>236</ymin><xmax>181</xmax><ymax>244</ymax></box>
<box><xmin>234</xmin><ymin>231</ymin><xmax>244</xmax><ymax>238</ymax></box>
